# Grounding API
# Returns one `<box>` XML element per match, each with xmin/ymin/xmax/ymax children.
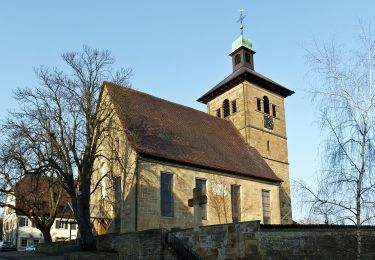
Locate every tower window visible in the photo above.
<box><xmin>223</xmin><ymin>99</ymin><xmax>230</xmax><ymax>118</ymax></box>
<box><xmin>272</xmin><ymin>104</ymin><xmax>277</xmax><ymax>117</ymax></box>
<box><xmin>256</xmin><ymin>98</ymin><xmax>261</xmax><ymax>111</ymax></box>
<box><xmin>216</xmin><ymin>108</ymin><xmax>221</xmax><ymax>118</ymax></box>
<box><xmin>234</xmin><ymin>54</ymin><xmax>241</xmax><ymax>65</ymax></box>
<box><xmin>245</xmin><ymin>53</ymin><xmax>251</xmax><ymax>63</ymax></box>
<box><xmin>263</xmin><ymin>96</ymin><xmax>270</xmax><ymax>114</ymax></box>
<box><xmin>232</xmin><ymin>100</ymin><xmax>237</xmax><ymax>113</ymax></box>
<box><xmin>267</xmin><ymin>140</ymin><xmax>270</xmax><ymax>151</ymax></box>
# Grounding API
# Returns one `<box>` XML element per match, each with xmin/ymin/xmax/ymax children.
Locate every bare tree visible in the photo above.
<box><xmin>299</xmin><ymin>24</ymin><xmax>375</xmax><ymax>259</ymax></box>
<box><xmin>208</xmin><ymin>175</ymin><xmax>231</xmax><ymax>224</ymax></box>
<box><xmin>0</xmin><ymin>46</ymin><xmax>132</xmax><ymax>250</ymax></box>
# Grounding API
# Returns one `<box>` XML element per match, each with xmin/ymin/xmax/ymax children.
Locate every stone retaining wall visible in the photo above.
<box><xmin>96</xmin><ymin>229</ymin><xmax>176</xmax><ymax>260</ymax></box>
<box><xmin>172</xmin><ymin>221</ymin><xmax>375</xmax><ymax>260</ymax></box>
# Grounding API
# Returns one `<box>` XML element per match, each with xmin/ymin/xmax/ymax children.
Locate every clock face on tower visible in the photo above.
<box><xmin>264</xmin><ymin>114</ymin><xmax>274</xmax><ymax>130</ymax></box>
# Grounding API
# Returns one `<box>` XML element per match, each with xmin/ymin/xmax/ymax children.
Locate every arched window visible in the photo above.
<box><xmin>235</xmin><ymin>54</ymin><xmax>241</xmax><ymax>65</ymax></box>
<box><xmin>263</xmin><ymin>96</ymin><xmax>270</xmax><ymax>114</ymax></box>
<box><xmin>245</xmin><ymin>53</ymin><xmax>251</xmax><ymax>63</ymax></box>
<box><xmin>223</xmin><ymin>99</ymin><xmax>230</xmax><ymax>117</ymax></box>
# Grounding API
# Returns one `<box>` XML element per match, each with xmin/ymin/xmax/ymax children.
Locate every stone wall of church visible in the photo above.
<box><xmin>91</xmin><ymin>88</ymin><xmax>138</xmax><ymax>234</ymax></box>
<box><xmin>136</xmin><ymin>158</ymin><xmax>281</xmax><ymax>231</ymax></box>
<box><xmin>206</xmin><ymin>81</ymin><xmax>292</xmax><ymax>224</ymax></box>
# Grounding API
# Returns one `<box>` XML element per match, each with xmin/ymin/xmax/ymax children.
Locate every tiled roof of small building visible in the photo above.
<box><xmin>104</xmin><ymin>81</ymin><xmax>282</xmax><ymax>183</ymax></box>
<box><xmin>14</xmin><ymin>175</ymin><xmax>73</xmax><ymax>219</ymax></box>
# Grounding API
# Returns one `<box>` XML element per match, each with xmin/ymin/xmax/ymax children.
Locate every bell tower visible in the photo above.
<box><xmin>197</xmin><ymin>13</ymin><xmax>294</xmax><ymax>224</ymax></box>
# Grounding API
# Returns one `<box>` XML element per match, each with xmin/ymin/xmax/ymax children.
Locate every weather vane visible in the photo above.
<box><xmin>237</xmin><ymin>9</ymin><xmax>246</xmax><ymax>36</ymax></box>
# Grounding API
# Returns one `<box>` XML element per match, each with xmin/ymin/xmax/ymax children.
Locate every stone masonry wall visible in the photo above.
<box><xmin>96</xmin><ymin>229</ymin><xmax>176</xmax><ymax>260</ymax></box>
<box><xmin>173</xmin><ymin>221</ymin><xmax>375</xmax><ymax>260</ymax></box>
<box><xmin>137</xmin><ymin>158</ymin><xmax>281</xmax><ymax>231</ymax></box>
<box><xmin>207</xmin><ymin>81</ymin><xmax>292</xmax><ymax>224</ymax></box>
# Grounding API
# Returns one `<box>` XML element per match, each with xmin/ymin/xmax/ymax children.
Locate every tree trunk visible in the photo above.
<box><xmin>41</xmin><ymin>228</ymin><xmax>53</xmax><ymax>243</ymax></box>
<box><xmin>74</xmin><ymin>188</ymin><xmax>96</xmax><ymax>251</ymax></box>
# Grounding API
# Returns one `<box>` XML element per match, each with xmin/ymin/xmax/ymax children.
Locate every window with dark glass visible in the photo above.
<box><xmin>231</xmin><ymin>185</ymin><xmax>241</xmax><ymax>222</ymax></box>
<box><xmin>235</xmin><ymin>54</ymin><xmax>241</xmax><ymax>65</ymax></box>
<box><xmin>161</xmin><ymin>173</ymin><xmax>174</xmax><ymax>217</ymax></box>
<box><xmin>256</xmin><ymin>98</ymin><xmax>262</xmax><ymax>111</ymax></box>
<box><xmin>33</xmin><ymin>240</ymin><xmax>40</xmax><ymax>245</ymax></box>
<box><xmin>272</xmin><ymin>104</ymin><xmax>277</xmax><ymax>117</ymax></box>
<box><xmin>195</xmin><ymin>179</ymin><xmax>207</xmax><ymax>220</ymax></box>
<box><xmin>263</xmin><ymin>96</ymin><xmax>270</xmax><ymax>114</ymax></box>
<box><xmin>262</xmin><ymin>190</ymin><xmax>271</xmax><ymax>224</ymax></box>
<box><xmin>216</xmin><ymin>108</ymin><xmax>221</xmax><ymax>118</ymax></box>
<box><xmin>245</xmin><ymin>53</ymin><xmax>251</xmax><ymax>63</ymax></box>
<box><xmin>231</xmin><ymin>100</ymin><xmax>237</xmax><ymax>113</ymax></box>
<box><xmin>21</xmin><ymin>238</ymin><xmax>27</xmax><ymax>248</ymax></box>
<box><xmin>223</xmin><ymin>99</ymin><xmax>230</xmax><ymax>117</ymax></box>
<box><xmin>267</xmin><ymin>140</ymin><xmax>270</xmax><ymax>151</ymax></box>
<box><xmin>55</xmin><ymin>220</ymin><xmax>68</xmax><ymax>229</ymax></box>
<box><xmin>19</xmin><ymin>217</ymin><xmax>28</xmax><ymax>227</ymax></box>
<box><xmin>71</xmin><ymin>223</ymin><xmax>77</xmax><ymax>230</ymax></box>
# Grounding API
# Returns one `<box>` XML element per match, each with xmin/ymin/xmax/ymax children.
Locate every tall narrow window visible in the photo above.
<box><xmin>216</xmin><ymin>108</ymin><xmax>221</xmax><ymax>118</ymax></box>
<box><xmin>263</xmin><ymin>96</ymin><xmax>270</xmax><ymax>114</ymax></box>
<box><xmin>195</xmin><ymin>179</ymin><xmax>207</xmax><ymax>220</ymax></box>
<box><xmin>161</xmin><ymin>173</ymin><xmax>174</xmax><ymax>217</ymax></box>
<box><xmin>272</xmin><ymin>104</ymin><xmax>277</xmax><ymax>117</ymax></box>
<box><xmin>267</xmin><ymin>140</ymin><xmax>270</xmax><ymax>151</ymax></box>
<box><xmin>235</xmin><ymin>54</ymin><xmax>241</xmax><ymax>65</ymax></box>
<box><xmin>256</xmin><ymin>98</ymin><xmax>262</xmax><ymax>111</ymax></box>
<box><xmin>231</xmin><ymin>185</ymin><xmax>241</xmax><ymax>223</ymax></box>
<box><xmin>231</xmin><ymin>100</ymin><xmax>237</xmax><ymax>113</ymax></box>
<box><xmin>245</xmin><ymin>53</ymin><xmax>251</xmax><ymax>63</ymax></box>
<box><xmin>262</xmin><ymin>190</ymin><xmax>271</xmax><ymax>224</ymax></box>
<box><xmin>223</xmin><ymin>99</ymin><xmax>230</xmax><ymax>118</ymax></box>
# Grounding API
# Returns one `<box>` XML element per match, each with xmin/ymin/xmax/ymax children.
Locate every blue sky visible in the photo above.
<box><xmin>1</xmin><ymin>1</ymin><xmax>375</xmax><ymax>220</ymax></box>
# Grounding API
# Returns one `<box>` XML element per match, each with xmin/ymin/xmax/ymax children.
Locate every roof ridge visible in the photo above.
<box><xmin>104</xmin><ymin>81</ymin><xmax>231</xmax><ymax>124</ymax></box>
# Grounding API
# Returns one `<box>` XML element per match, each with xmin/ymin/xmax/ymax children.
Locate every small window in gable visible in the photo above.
<box><xmin>235</xmin><ymin>54</ymin><xmax>241</xmax><ymax>65</ymax></box>
<box><xmin>232</xmin><ymin>100</ymin><xmax>237</xmax><ymax>113</ymax></box>
<box><xmin>256</xmin><ymin>98</ymin><xmax>262</xmax><ymax>111</ymax></box>
<box><xmin>216</xmin><ymin>108</ymin><xmax>221</xmax><ymax>118</ymax></box>
<box><xmin>272</xmin><ymin>104</ymin><xmax>277</xmax><ymax>117</ymax></box>
<box><xmin>223</xmin><ymin>99</ymin><xmax>230</xmax><ymax>118</ymax></box>
<box><xmin>263</xmin><ymin>96</ymin><xmax>270</xmax><ymax>114</ymax></box>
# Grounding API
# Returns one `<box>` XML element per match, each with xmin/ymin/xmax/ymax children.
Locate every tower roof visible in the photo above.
<box><xmin>197</xmin><ymin>67</ymin><xmax>294</xmax><ymax>104</ymax></box>
<box><xmin>232</xmin><ymin>35</ymin><xmax>253</xmax><ymax>52</ymax></box>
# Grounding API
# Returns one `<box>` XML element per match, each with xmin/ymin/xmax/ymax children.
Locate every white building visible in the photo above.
<box><xmin>2</xmin><ymin>175</ymin><xmax>78</xmax><ymax>250</ymax></box>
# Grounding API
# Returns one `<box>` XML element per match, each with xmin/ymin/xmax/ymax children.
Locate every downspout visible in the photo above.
<box><xmin>134</xmin><ymin>155</ymin><xmax>140</xmax><ymax>232</ymax></box>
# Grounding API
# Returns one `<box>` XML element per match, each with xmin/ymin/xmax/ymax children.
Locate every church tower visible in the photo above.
<box><xmin>197</xmin><ymin>19</ymin><xmax>294</xmax><ymax>224</ymax></box>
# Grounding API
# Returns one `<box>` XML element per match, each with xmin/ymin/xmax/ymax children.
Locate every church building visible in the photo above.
<box><xmin>91</xmin><ymin>28</ymin><xmax>294</xmax><ymax>234</ymax></box>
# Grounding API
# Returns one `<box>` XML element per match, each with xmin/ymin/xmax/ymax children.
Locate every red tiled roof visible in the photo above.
<box><xmin>104</xmin><ymin>81</ymin><xmax>281</xmax><ymax>183</ymax></box>
<box><xmin>14</xmin><ymin>175</ymin><xmax>73</xmax><ymax>219</ymax></box>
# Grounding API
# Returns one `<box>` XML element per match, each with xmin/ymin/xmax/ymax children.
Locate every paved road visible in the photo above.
<box><xmin>0</xmin><ymin>251</ymin><xmax>64</xmax><ymax>260</ymax></box>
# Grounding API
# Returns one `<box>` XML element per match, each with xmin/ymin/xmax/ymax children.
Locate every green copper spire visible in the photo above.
<box><xmin>232</xmin><ymin>35</ymin><xmax>253</xmax><ymax>52</ymax></box>
<box><xmin>232</xmin><ymin>9</ymin><xmax>253</xmax><ymax>52</ymax></box>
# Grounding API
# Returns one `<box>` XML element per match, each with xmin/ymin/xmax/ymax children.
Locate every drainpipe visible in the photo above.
<box><xmin>134</xmin><ymin>156</ymin><xmax>140</xmax><ymax>232</ymax></box>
